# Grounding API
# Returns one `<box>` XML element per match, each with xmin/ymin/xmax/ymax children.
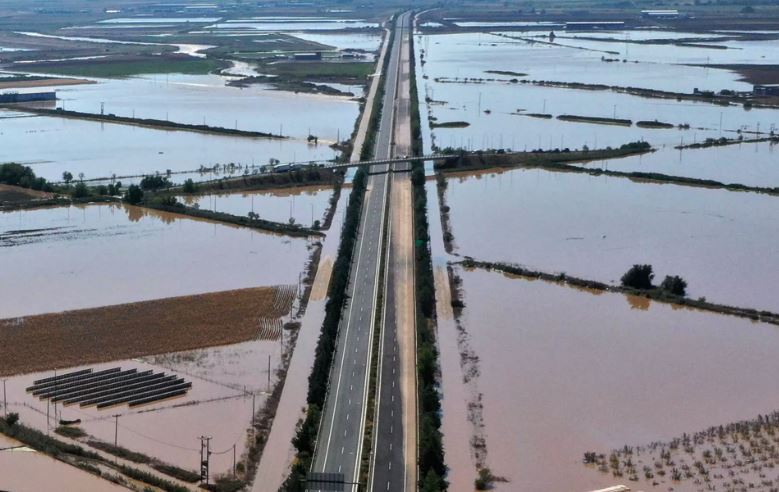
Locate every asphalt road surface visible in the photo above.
<box><xmin>311</xmin><ymin>11</ymin><xmax>410</xmax><ymax>492</ymax></box>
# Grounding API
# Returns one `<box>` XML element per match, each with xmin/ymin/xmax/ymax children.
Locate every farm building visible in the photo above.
<box><xmin>754</xmin><ymin>84</ymin><xmax>779</xmax><ymax>97</ymax></box>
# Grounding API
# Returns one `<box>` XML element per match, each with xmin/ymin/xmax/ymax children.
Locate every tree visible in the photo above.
<box><xmin>621</xmin><ymin>264</ymin><xmax>654</xmax><ymax>289</ymax></box>
<box><xmin>660</xmin><ymin>275</ymin><xmax>687</xmax><ymax>296</ymax></box>
<box><xmin>182</xmin><ymin>178</ymin><xmax>197</xmax><ymax>193</ymax></box>
<box><xmin>140</xmin><ymin>175</ymin><xmax>170</xmax><ymax>191</ymax></box>
<box><xmin>72</xmin><ymin>182</ymin><xmax>90</xmax><ymax>198</ymax></box>
<box><xmin>62</xmin><ymin>171</ymin><xmax>73</xmax><ymax>184</ymax></box>
<box><xmin>125</xmin><ymin>184</ymin><xmax>143</xmax><ymax>205</ymax></box>
<box><xmin>420</xmin><ymin>470</ymin><xmax>445</xmax><ymax>492</ymax></box>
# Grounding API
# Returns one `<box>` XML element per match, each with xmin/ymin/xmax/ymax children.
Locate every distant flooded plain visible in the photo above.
<box><xmin>442</xmin><ymin>266</ymin><xmax>779</xmax><ymax>492</ymax></box>
<box><xmin>46</xmin><ymin>73</ymin><xmax>362</xmax><ymax>141</ymax></box>
<box><xmin>414</xmin><ymin>32</ymin><xmax>779</xmax><ymax>154</ymax></box>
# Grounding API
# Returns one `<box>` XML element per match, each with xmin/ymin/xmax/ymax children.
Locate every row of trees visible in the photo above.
<box><xmin>412</xmin><ymin>161</ymin><xmax>447</xmax><ymax>492</ymax></box>
<box><xmin>0</xmin><ymin>163</ymin><xmax>53</xmax><ymax>192</ymax></box>
<box><xmin>409</xmin><ymin>30</ymin><xmax>446</xmax><ymax>492</ymax></box>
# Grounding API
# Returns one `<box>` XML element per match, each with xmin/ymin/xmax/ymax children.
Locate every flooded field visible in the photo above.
<box><xmin>204</xmin><ymin>18</ymin><xmax>379</xmax><ymax>32</ymax></box>
<box><xmin>0</xmin><ymin>436</ymin><xmax>127</xmax><ymax>491</ymax></box>
<box><xmin>442</xmin><ymin>266</ymin><xmax>779</xmax><ymax>491</ymax></box>
<box><xmin>416</xmin><ymin>32</ymin><xmax>751</xmax><ymax>95</ymax></box>
<box><xmin>178</xmin><ymin>185</ymin><xmax>335</xmax><ymax>227</ymax></box>
<box><xmin>3</xmin><ymin>357</ymin><xmax>263</xmax><ymax>476</ymax></box>
<box><xmin>441</xmin><ymin>167</ymin><xmax>779</xmax><ymax>312</ymax></box>
<box><xmin>0</xmin><ymin>203</ymin><xmax>311</xmax><ymax>317</ymax></box>
<box><xmin>292</xmin><ymin>31</ymin><xmax>382</xmax><ymax>52</ymax></box>
<box><xmin>414</xmin><ymin>32</ymin><xmax>779</xmax><ymax>155</ymax></box>
<box><xmin>576</xmin><ymin>140</ymin><xmax>779</xmax><ymax>188</ymax></box>
<box><xmin>557</xmin><ymin>31</ymin><xmax>779</xmax><ymax>65</ymax></box>
<box><xmin>0</xmin><ymin>110</ymin><xmax>335</xmax><ymax>182</ymax></box>
<box><xmin>42</xmin><ymin>73</ymin><xmax>361</xmax><ymax>142</ymax></box>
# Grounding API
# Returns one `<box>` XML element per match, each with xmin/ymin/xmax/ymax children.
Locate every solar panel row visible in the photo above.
<box><xmin>27</xmin><ymin>366</ymin><xmax>192</xmax><ymax>410</ymax></box>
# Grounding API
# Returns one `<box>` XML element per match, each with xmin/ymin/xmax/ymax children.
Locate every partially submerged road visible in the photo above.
<box><xmin>311</xmin><ymin>12</ymin><xmax>412</xmax><ymax>492</ymax></box>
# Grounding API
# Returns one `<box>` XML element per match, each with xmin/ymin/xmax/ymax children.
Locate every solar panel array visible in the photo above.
<box><xmin>27</xmin><ymin>367</ymin><xmax>191</xmax><ymax>409</ymax></box>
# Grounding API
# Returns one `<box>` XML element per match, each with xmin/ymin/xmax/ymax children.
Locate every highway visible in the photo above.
<box><xmin>370</xmin><ymin>12</ymin><xmax>416</xmax><ymax>492</ymax></box>
<box><xmin>311</xmin><ymin>12</ymin><xmax>410</xmax><ymax>492</ymax></box>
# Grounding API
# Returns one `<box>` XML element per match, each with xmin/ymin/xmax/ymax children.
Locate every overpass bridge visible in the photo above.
<box><xmin>273</xmin><ymin>151</ymin><xmax>517</xmax><ymax>172</ymax></box>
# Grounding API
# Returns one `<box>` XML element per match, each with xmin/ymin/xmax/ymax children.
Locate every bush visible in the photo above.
<box><xmin>3</xmin><ymin>413</ymin><xmax>19</xmax><ymax>427</ymax></box>
<box><xmin>125</xmin><ymin>185</ymin><xmax>144</xmax><ymax>205</ymax></box>
<box><xmin>660</xmin><ymin>275</ymin><xmax>687</xmax><ymax>297</ymax></box>
<box><xmin>55</xmin><ymin>425</ymin><xmax>86</xmax><ymax>439</ymax></box>
<box><xmin>621</xmin><ymin>264</ymin><xmax>654</xmax><ymax>289</ymax></box>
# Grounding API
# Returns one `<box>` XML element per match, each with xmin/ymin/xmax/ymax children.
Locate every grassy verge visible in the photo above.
<box><xmin>461</xmin><ymin>258</ymin><xmax>779</xmax><ymax>326</ymax></box>
<box><xmin>410</xmin><ymin>27</ymin><xmax>447</xmax><ymax>491</ymax></box>
<box><xmin>261</xmin><ymin>61</ymin><xmax>374</xmax><ymax>82</ymax></box>
<box><xmin>21</xmin><ymin>55</ymin><xmax>227</xmax><ymax>78</ymax></box>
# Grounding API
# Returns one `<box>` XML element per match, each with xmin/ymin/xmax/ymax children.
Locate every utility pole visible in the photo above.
<box><xmin>232</xmin><ymin>444</ymin><xmax>237</xmax><ymax>477</ymax></box>
<box><xmin>113</xmin><ymin>414</ymin><xmax>120</xmax><ymax>447</ymax></box>
<box><xmin>267</xmin><ymin>355</ymin><xmax>271</xmax><ymax>392</ymax></box>
<box><xmin>2</xmin><ymin>379</ymin><xmax>6</xmax><ymax>418</ymax></box>
<box><xmin>199</xmin><ymin>436</ymin><xmax>212</xmax><ymax>486</ymax></box>
<box><xmin>53</xmin><ymin>369</ymin><xmax>58</xmax><ymax>425</ymax></box>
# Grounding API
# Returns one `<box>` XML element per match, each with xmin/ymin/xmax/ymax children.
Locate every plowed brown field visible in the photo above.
<box><xmin>0</xmin><ymin>286</ymin><xmax>295</xmax><ymax>376</ymax></box>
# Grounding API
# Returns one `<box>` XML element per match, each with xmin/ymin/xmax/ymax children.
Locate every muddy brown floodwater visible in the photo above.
<box><xmin>442</xmin><ymin>265</ymin><xmax>779</xmax><ymax>492</ymax></box>
<box><xmin>0</xmin><ymin>435</ymin><xmax>127</xmax><ymax>491</ymax></box>
<box><xmin>442</xmin><ymin>167</ymin><xmax>779</xmax><ymax>313</ymax></box>
<box><xmin>0</xmin><ymin>203</ymin><xmax>311</xmax><ymax>318</ymax></box>
<box><xmin>178</xmin><ymin>184</ymin><xmax>335</xmax><ymax>228</ymax></box>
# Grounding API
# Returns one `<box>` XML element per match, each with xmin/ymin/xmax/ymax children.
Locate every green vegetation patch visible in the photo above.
<box><xmin>557</xmin><ymin>114</ymin><xmax>633</xmax><ymax>126</ymax></box>
<box><xmin>263</xmin><ymin>61</ymin><xmax>374</xmax><ymax>81</ymax></box>
<box><xmin>431</xmin><ymin>120</ymin><xmax>470</xmax><ymax>128</ymax></box>
<box><xmin>636</xmin><ymin>120</ymin><xmax>675</xmax><ymax>129</ymax></box>
<box><xmin>23</xmin><ymin>55</ymin><xmax>228</xmax><ymax>78</ymax></box>
<box><xmin>485</xmin><ymin>70</ymin><xmax>527</xmax><ymax>77</ymax></box>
